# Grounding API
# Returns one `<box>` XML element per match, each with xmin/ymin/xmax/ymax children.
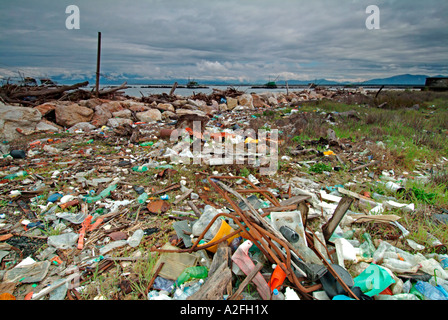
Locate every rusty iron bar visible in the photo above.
<box><xmin>152</xmin><ymin>175</ymin><xmax>359</xmax><ymax>300</ymax></box>
<box><xmin>207</xmin><ymin>176</ymin><xmax>323</xmax><ymax>296</ymax></box>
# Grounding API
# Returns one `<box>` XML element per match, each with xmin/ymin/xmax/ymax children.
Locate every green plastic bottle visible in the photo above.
<box><xmin>3</xmin><ymin>171</ymin><xmax>28</xmax><ymax>180</ymax></box>
<box><xmin>176</xmin><ymin>266</ymin><xmax>208</xmax><ymax>286</ymax></box>
<box><xmin>132</xmin><ymin>166</ymin><xmax>149</xmax><ymax>172</ymax></box>
<box><xmin>137</xmin><ymin>192</ymin><xmax>148</xmax><ymax>204</ymax></box>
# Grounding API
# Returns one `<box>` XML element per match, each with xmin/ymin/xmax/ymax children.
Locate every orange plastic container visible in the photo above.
<box><xmin>202</xmin><ymin>220</ymin><xmax>240</xmax><ymax>253</ymax></box>
<box><xmin>268</xmin><ymin>263</ymin><xmax>287</xmax><ymax>291</ymax></box>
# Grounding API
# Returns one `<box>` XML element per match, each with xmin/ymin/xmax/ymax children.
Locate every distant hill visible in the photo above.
<box><xmin>355</xmin><ymin>74</ymin><xmax>431</xmax><ymax>86</ymax></box>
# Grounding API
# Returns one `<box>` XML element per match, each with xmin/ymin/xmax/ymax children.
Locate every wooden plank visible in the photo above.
<box><xmin>228</xmin><ymin>262</ymin><xmax>264</xmax><ymax>300</ymax></box>
<box><xmin>187</xmin><ymin>262</ymin><xmax>232</xmax><ymax>300</ymax></box>
<box><xmin>322</xmin><ymin>196</ymin><xmax>354</xmax><ymax>242</ymax></box>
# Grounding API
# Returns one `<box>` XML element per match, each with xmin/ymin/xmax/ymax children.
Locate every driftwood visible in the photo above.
<box><xmin>10</xmin><ymin>81</ymin><xmax>89</xmax><ymax>99</ymax></box>
<box><xmin>97</xmin><ymin>82</ymin><xmax>128</xmax><ymax>96</ymax></box>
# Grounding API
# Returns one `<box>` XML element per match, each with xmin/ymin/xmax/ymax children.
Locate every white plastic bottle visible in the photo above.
<box><xmin>382</xmin><ymin>258</ymin><xmax>420</xmax><ymax>273</ymax></box>
<box><xmin>271</xmin><ymin>289</ymin><xmax>285</xmax><ymax>300</ymax></box>
<box><xmin>127</xmin><ymin>229</ymin><xmax>144</xmax><ymax>248</ymax></box>
<box><xmin>372</xmin><ymin>240</ymin><xmax>392</xmax><ymax>263</ymax></box>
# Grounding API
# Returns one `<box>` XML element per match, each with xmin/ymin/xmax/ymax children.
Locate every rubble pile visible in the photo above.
<box><xmin>0</xmin><ymin>84</ymin><xmax>447</xmax><ymax>301</ymax></box>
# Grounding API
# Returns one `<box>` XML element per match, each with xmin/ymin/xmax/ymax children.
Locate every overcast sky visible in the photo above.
<box><xmin>0</xmin><ymin>0</ymin><xmax>447</xmax><ymax>83</ymax></box>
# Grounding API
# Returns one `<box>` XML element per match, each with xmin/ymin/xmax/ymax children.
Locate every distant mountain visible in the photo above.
<box><xmin>356</xmin><ymin>74</ymin><xmax>430</xmax><ymax>86</ymax></box>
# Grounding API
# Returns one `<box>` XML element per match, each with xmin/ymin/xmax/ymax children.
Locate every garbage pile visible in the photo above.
<box><xmin>0</xmin><ymin>86</ymin><xmax>447</xmax><ymax>301</ymax></box>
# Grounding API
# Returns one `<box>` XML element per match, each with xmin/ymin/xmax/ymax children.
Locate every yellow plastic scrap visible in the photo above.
<box><xmin>324</xmin><ymin>150</ymin><xmax>336</xmax><ymax>156</ymax></box>
<box><xmin>245</xmin><ymin>137</ymin><xmax>258</xmax><ymax>144</ymax></box>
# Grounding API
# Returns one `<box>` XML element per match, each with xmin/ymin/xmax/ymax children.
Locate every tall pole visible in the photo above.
<box><xmin>95</xmin><ymin>32</ymin><xmax>102</xmax><ymax>97</ymax></box>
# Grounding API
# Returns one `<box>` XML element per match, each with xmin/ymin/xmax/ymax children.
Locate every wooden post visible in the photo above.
<box><xmin>169</xmin><ymin>81</ymin><xmax>178</xmax><ymax>96</ymax></box>
<box><xmin>96</xmin><ymin>32</ymin><xmax>102</xmax><ymax>97</ymax></box>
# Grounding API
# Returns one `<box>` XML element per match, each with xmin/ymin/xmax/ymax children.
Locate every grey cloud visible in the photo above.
<box><xmin>0</xmin><ymin>0</ymin><xmax>446</xmax><ymax>82</ymax></box>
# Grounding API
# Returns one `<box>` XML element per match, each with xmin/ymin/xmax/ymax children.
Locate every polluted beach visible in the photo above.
<box><xmin>0</xmin><ymin>1</ymin><xmax>448</xmax><ymax>305</ymax></box>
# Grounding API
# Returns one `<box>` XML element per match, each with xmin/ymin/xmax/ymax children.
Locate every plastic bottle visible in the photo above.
<box><xmin>132</xmin><ymin>166</ymin><xmax>149</xmax><ymax>172</ymax></box>
<box><xmin>147</xmin><ymin>290</ymin><xmax>172</xmax><ymax>300</ymax></box>
<box><xmin>176</xmin><ymin>266</ymin><xmax>208</xmax><ymax>286</ymax></box>
<box><xmin>191</xmin><ymin>205</ymin><xmax>222</xmax><ymax>240</ymax></box>
<box><xmin>99</xmin><ymin>240</ymin><xmax>128</xmax><ymax>255</ymax></box>
<box><xmin>372</xmin><ymin>240</ymin><xmax>392</xmax><ymax>263</ymax></box>
<box><xmin>137</xmin><ymin>192</ymin><xmax>148</xmax><ymax>204</ymax></box>
<box><xmin>382</xmin><ymin>258</ymin><xmax>420</xmax><ymax>274</ymax></box>
<box><xmin>82</xmin><ymin>184</ymin><xmax>117</xmax><ymax>203</ymax></box>
<box><xmin>359</xmin><ymin>233</ymin><xmax>376</xmax><ymax>259</ymax></box>
<box><xmin>439</xmin><ymin>254</ymin><xmax>448</xmax><ymax>270</ymax></box>
<box><xmin>127</xmin><ymin>229</ymin><xmax>144</xmax><ymax>248</ymax></box>
<box><xmin>173</xmin><ymin>279</ymin><xmax>204</xmax><ymax>300</ymax></box>
<box><xmin>3</xmin><ymin>170</ymin><xmax>28</xmax><ymax>180</ymax></box>
<box><xmin>375</xmin><ymin>293</ymin><xmax>419</xmax><ymax>300</ymax></box>
<box><xmin>271</xmin><ymin>288</ymin><xmax>285</xmax><ymax>300</ymax></box>
<box><xmin>414</xmin><ymin>281</ymin><xmax>448</xmax><ymax>300</ymax></box>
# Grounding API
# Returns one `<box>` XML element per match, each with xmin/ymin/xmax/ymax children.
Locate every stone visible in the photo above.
<box><xmin>251</xmin><ymin>94</ymin><xmax>266</xmax><ymax>108</ymax></box>
<box><xmin>34</xmin><ymin>103</ymin><xmax>56</xmax><ymax>116</ymax></box>
<box><xmin>55</xmin><ymin>103</ymin><xmax>94</xmax><ymax>127</ymax></box>
<box><xmin>35</xmin><ymin>120</ymin><xmax>62</xmax><ymax>133</ymax></box>
<box><xmin>161</xmin><ymin>111</ymin><xmax>177</xmax><ymax>120</ymax></box>
<box><xmin>225</xmin><ymin>97</ymin><xmax>238</xmax><ymax>110</ymax></box>
<box><xmin>156</xmin><ymin>103</ymin><xmax>175</xmax><ymax>112</ymax></box>
<box><xmin>112</xmin><ymin>109</ymin><xmax>132</xmax><ymax>119</ymax></box>
<box><xmin>218</xmin><ymin>103</ymin><xmax>228</xmax><ymax>112</ymax></box>
<box><xmin>238</xmin><ymin>94</ymin><xmax>254</xmax><ymax>109</ymax></box>
<box><xmin>78</xmin><ymin>98</ymin><xmax>107</xmax><ymax>109</ymax></box>
<box><xmin>91</xmin><ymin>105</ymin><xmax>113</xmax><ymax>127</ymax></box>
<box><xmin>0</xmin><ymin>103</ymin><xmax>42</xmax><ymax>141</ymax></box>
<box><xmin>99</xmin><ymin>101</ymin><xmax>124</xmax><ymax>113</ymax></box>
<box><xmin>67</xmin><ymin>122</ymin><xmax>96</xmax><ymax>133</ymax></box>
<box><xmin>107</xmin><ymin>118</ymin><xmax>133</xmax><ymax>128</ymax></box>
<box><xmin>136</xmin><ymin>109</ymin><xmax>162</xmax><ymax>122</ymax></box>
<box><xmin>268</xmin><ymin>96</ymin><xmax>279</xmax><ymax>106</ymax></box>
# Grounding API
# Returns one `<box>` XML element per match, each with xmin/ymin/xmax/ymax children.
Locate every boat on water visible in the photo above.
<box><xmin>186</xmin><ymin>80</ymin><xmax>208</xmax><ymax>89</ymax></box>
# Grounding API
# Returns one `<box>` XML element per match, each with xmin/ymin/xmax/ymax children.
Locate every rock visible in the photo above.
<box><xmin>161</xmin><ymin>111</ymin><xmax>177</xmax><ymax>120</ymax></box>
<box><xmin>35</xmin><ymin>120</ymin><xmax>62</xmax><ymax>133</ymax></box>
<box><xmin>0</xmin><ymin>103</ymin><xmax>42</xmax><ymax>141</ymax></box>
<box><xmin>34</xmin><ymin>103</ymin><xmax>56</xmax><ymax>116</ymax></box>
<box><xmin>268</xmin><ymin>96</ymin><xmax>279</xmax><ymax>106</ymax></box>
<box><xmin>156</xmin><ymin>103</ymin><xmax>175</xmax><ymax>112</ymax></box>
<box><xmin>136</xmin><ymin>109</ymin><xmax>162</xmax><ymax>122</ymax></box>
<box><xmin>226</xmin><ymin>97</ymin><xmax>238</xmax><ymax>110</ymax></box>
<box><xmin>107</xmin><ymin>118</ymin><xmax>133</xmax><ymax>128</ymax></box>
<box><xmin>99</xmin><ymin>101</ymin><xmax>124</xmax><ymax>113</ymax></box>
<box><xmin>172</xmin><ymin>100</ymin><xmax>188</xmax><ymax>108</ymax></box>
<box><xmin>175</xmin><ymin>109</ymin><xmax>208</xmax><ymax>117</ymax></box>
<box><xmin>55</xmin><ymin>103</ymin><xmax>94</xmax><ymax>127</ymax></box>
<box><xmin>238</xmin><ymin>94</ymin><xmax>254</xmax><ymax>109</ymax></box>
<box><xmin>251</xmin><ymin>94</ymin><xmax>266</xmax><ymax>108</ymax></box>
<box><xmin>112</xmin><ymin>109</ymin><xmax>132</xmax><ymax>119</ymax></box>
<box><xmin>91</xmin><ymin>105</ymin><xmax>113</xmax><ymax>127</ymax></box>
<box><xmin>78</xmin><ymin>98</ymin><xmax>107</xmax><ymax>109</ymax></box>
<box><xmin>218</xmin><ymin>103</ymin><xmax>228</xmax><ymax>112</ymax></box>
<box><xmin>67</xmin><ymin>122</ymin><xmax>96</xmax><ymax>133</ymax></box>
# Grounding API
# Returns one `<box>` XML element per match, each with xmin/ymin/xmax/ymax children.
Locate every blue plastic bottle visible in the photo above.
<box><xmin>415</xmin><ymin>281</ymin><xmax>448</xmax><ymax>300</ymax></box>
